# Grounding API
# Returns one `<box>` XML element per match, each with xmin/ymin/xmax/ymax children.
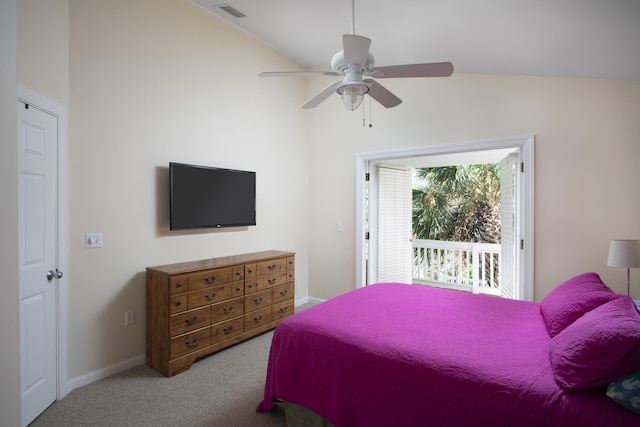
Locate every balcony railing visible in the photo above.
<box><xmin>412</xmin><ymin>239</ymin><xmax>501</xmax><ymax>296</ymax></box>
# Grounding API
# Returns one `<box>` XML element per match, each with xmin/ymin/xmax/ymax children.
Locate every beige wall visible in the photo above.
<box><xmin>65</xmin><ymin>0</ymin><xmax>309</xmax><ymax>379</ymax></box>
<box><xmin>306</xmin><ymin>74</ymin><xmax>640</xmax><ymax>301</ymax></box>
<box><xmin>18</xmin><ymin>0</ymin><xmax>69</xmax><ymax>106</ymax></box>
<box><xmin>1</xmin><ymin>0</ymin><xmax>20</xmax><ymax>424</ymax></box>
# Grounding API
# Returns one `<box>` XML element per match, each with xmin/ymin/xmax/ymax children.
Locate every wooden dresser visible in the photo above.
<box><xmin>146</xmin><ymin>250</ymin><xmax>295</xmax><ymax>377</ymax></box>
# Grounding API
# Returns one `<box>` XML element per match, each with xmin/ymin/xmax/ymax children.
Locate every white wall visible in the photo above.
<box><xmin>0</xmin><ymin>0</ymin><xmax>21</xmax><ymax>424</ymax></box>
<box><xmin>307</xmin><ymin>74</ymin><xmax>640</xmax><ymax>301</ymax></box>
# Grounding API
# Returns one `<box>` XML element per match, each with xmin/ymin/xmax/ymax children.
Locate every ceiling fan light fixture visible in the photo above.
<box><xmin>337</xmin><ymin>84</ymin><xmax>369</xmax><ymax>111</ymax></box>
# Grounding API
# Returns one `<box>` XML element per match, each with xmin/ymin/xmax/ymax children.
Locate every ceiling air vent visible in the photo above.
<box><xmin>217</xmin><ymin>4</ymin><xmax>247</xmax><ymax>18</ymax></box>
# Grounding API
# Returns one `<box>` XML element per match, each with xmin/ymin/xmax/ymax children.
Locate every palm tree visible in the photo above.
<box><xmin>413</xmin><ymin>164</ymin><xmax>500</xmax><ymax>243</ymax></box>
<box><xmin>413</xmin><ymin>164</ymin><xmax>501</xmax><ymax>286</ymax></box>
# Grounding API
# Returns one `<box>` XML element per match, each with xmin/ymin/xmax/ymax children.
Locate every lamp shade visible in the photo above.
<box><xmin>607</xmin><ymin>240</ymin><xmax>640</xmax><ymax>268</ymax></box>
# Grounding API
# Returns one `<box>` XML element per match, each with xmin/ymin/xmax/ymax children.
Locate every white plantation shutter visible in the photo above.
<box><xmin>376</xmin><ymin>165</ymin><xmax>413</xmax><ymax>283</ymax></box>
<box><xmin>499</xmin><ymin>152</ymin><xmax>518</xmax><ymax>299</ymax></box>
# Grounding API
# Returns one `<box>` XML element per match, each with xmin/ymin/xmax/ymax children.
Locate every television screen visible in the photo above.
<box><xmin>169</xmin><ymin>162</ymin><xmax>256</xmax><ymax>230</ymax></box>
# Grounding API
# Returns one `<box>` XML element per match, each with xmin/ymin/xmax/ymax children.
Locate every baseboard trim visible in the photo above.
<box><xmin>68</xmin><ymin>295</ymin><xmax>325</xmax><ymax>393</ymax></box>
<box><xmin>295</xmin><ymin>296</ymin><xmax>325</xmax><ymax>307</ymax></box>
<box><xmin>67</xmin><ymin>353</ymin><xmax>146</xmax><ymax>392</ymax></box>
<box><xmin>294</xmin><ymin>296</ymin><xmax>309</xmax><ymax>306</ymax></box>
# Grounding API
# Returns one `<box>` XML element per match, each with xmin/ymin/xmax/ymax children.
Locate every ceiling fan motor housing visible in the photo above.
<box><xmin>331</xmin><ymin>50</ymin><xmax>375</xmax><ymax>74</ymax></box>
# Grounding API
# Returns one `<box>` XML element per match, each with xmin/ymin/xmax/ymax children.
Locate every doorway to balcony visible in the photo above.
<box><xmin>355</xmin><ymin>136</ymin><xmax>534</xmax><ymax>301</ymax></box>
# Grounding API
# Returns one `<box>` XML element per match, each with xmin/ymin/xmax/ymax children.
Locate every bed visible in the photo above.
<box><xmin>256</xmin><ymin>273</ymin><xmax>640</xmax><ymax>426</ymax></box>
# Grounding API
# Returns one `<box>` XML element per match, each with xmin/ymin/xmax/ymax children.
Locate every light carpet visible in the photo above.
<box><xmin>30</xmin><ymin>330</ymin><xmax>285</xmax><ymax>427</ymax></box>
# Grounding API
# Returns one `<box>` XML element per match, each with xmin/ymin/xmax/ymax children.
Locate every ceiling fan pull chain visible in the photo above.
<box><xmin>369</xmin><ymin>95</ymin><xmax>373</xmax><ymax>128</ymax></box>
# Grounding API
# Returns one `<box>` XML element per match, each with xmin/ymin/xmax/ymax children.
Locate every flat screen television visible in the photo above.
<box><xmin>169</xmin><ymin>162</ymin><xmax>256</xmax><ymax>230</ymax></box>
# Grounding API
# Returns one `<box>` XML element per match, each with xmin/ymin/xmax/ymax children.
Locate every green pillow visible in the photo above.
<box><xmin>607</xmin><ymin>369</ymin><xmax>640</xmax><ymax>414</ymax></box>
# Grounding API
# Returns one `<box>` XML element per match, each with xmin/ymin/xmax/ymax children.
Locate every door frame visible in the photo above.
<box><xmin>17</xmin><ymin>85</ymin><xmax>69</xmax><ymax>400</ymax></box>
<box><xmin>355</xmin><ymin>135</ymin><xmax>535</xmax><ymax>301</ymax></box>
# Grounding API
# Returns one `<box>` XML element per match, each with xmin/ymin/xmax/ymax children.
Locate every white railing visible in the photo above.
<box><xmin>412</xmin><ymin>239</ymin><xmax>501</xmax><ymax>296</ymax></box>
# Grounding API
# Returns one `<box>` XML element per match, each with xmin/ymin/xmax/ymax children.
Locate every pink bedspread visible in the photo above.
<box><xmin>257</xmin><ymin>283</ymin><xmax>638</xmax><ymax>426</ymax></box>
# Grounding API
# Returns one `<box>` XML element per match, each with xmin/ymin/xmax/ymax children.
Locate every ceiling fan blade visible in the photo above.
<box><xmin>302</xmin><ymin>81</ymin><xmax>342</xmax><ymax>109</ymax></box>
<box><xmin>259</xmin><ymin>71</ymin><xmax>340</xmax><ymax>78</ymax></box>
<box><xmin>343</xmin><ymin>34</ymin><xmax>371</xmax><ymax>67</ymax></box>
<box><xmin>363</xmin><ymin>79</ymin><xmax>402</xmax><ymax>108</ymax></box>
<box><xmin>368</xmin><ymin>62</ymin><xmax>454</xmax><ymax>78</ymax></box>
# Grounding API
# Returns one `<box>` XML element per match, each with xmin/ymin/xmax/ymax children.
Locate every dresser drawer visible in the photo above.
<box><xmin>232</xmin><ymin>266</ymin><xmax>245</xmax><ymax>281</ymax></box>
<box><xmin>245</xmin><ymin>289</ymin><xmax>272</xmax><ymax>313</ymax></box>
<box><xmin>272</xmin><ymin>283</ymin><xmax>293</xmax><ymax>305</ymax></box>
<box><xmin>272</xmin><ymin>299</ymin><xmax>294</xmax><ymax>321</ymax></box>
<box><xmin>211</xmin><ymin>297</ymin><xmax>244</xmax><ymax>323</ymax></box>
<box><xmin>188</xmin><ymin>267</ymin><xmax>233</xmax><ymax>291</ymax></box>
<box><xmin>170</xmin><ymin>327</ymin><xmax>211</xmax><ymax>360</ymax></box>
<box><xmin>286</xmin><ymin>256</ymin><xmax>295</xmax><ymax>282</ymax></box>
<box><xmin>169</xmin><ymin>275</ymin><xmax>188</xmax><ymax>296</ymax></box>
<box><xmin>211</xmin><ymin>317</ymin><xmax>244</xmax><ymax>344</ymax></box>
<box><xmin>170</xmin><ymin>307</ymin><xmax>211</xmax><ymax>337</ymax></box>
<box><xmin>256</xmin><ymin>274</ymin><xmax>286</xmax><ymax>292</ymax></box>
<box><xmin>245</xmin><ymin>280</ymin><xmax>258</xmax><ymax>294</ymax></box>
<box><xmin>231</xmin><ymin>281</ymin><xmax>244</xmax><ymax>298</ymax></box>
<box><xmin>256</xmin><ymin>258</ymin><xmax>287</xmax><ymax>277</ymax></box>
<box><xmin>245</xmin><ymin>263</ymin><xmax>257</xmax><ymax>280</ymax></box>
<box><xmin>169</xmin><ymin>294</ymin><xmax>187</xmax><ymax>314</ymax></box>
<box><xmin>187</xmin><ymin>283</ymin><xmax>233</xmax><ymax>309</ymax></box>
<box><xmin>244</xmin><ymin>306</ymin><xmax>272</xmax><ymax>331</ymax></box>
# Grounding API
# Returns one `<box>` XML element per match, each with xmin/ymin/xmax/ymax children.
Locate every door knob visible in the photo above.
<box><xmin>47</xmin><ymin>269</ymin><xmax>63</xmax><ymax>281</ymax></box>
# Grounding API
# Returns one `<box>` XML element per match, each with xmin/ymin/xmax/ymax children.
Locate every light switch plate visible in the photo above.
<box><xmin>85</xmin><ymin>233</ymin><xmax>103</xmax><ymax>248</ymax></box>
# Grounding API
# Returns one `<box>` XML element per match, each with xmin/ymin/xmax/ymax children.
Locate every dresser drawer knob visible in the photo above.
<box><xmin>175</xmin><ymin>282</ymin><xmax>184</xmax><ymax>289</ymax></box>
<box><xmin>268</xmin><ymin>264</ymin><xmax>277</xmax><ymax>270</ymax></box>
<box><xmin>248</xmin><ymin>284</ymin><xmax>254</xmax><ymax>289</ymax></box>
<box><xmin>223</xmin><ymin>306</ymin><xmax>234</xmax><ymax>314</ymax></box>
<box><xmin>254</xmin><ymin>297</ymin><xmax>263</xmax><ymax>305</ymax></box>
<box><xmin>205</xmin><ymin>276</ymin><xmax>217</xmax><ymax>284</ymax></box>
<box><xmin>185</xmin><ymin>337</ymin><xmax>199</xmax><ymax>347</ymax></box>
<box><xmin>268</xmin><ymin>278</ymin><xmax>276</xmax><ymax>285</ymax></box>
<box><xmin>279</xmin><ymin>307</ymin><xmax>289</xmax><ymax>314</ymax></box>
<box><xmin>235</xmin><ymin>271</ymin><xmax>241</xmax><ymax>276</ymax></box>
<box><xmin>205</xmin><ymin>292</ymin><xmax>217</xmax><ymax>301</ymax></box>
<box><xmin>254</xmin><ymin>315</ymin><xmax>263</xmax><ymax>322</ymax></box>
<box><xmin>223</xmin><ymin>325</ymin><xmax>234</xmax><ymax>334</ymax></box>
<box><xmin>235</xmin><ymin>287</ymin><xmax>241</xmax><ymax>292</ymax></box>
<box><xmin>279</xmin><ymin>290</ymin><xmax>288</xmax><ymax>296</ymax></box>
<box><xmin>185</xmin><ymin>316</ymin><xmax>198</xmax><ymax>325</ymax></box>
<box><xmin>248</xmin><ymin>269</ymin><xmax>253</xmax><ymax>273</ymax></box>
<box><xmin>175</xmin><ymin>300</ymin><xmax>183</xmax><ymax>306</ymax></box>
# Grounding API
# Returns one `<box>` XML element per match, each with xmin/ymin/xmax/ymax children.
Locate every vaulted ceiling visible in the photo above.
<box><xmin>192</xmin><ymin>0</ymin><xmax>640</xmax><ymax>81</ymax></box>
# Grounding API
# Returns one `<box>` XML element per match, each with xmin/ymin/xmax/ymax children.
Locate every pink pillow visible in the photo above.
<box><xmin>549</xmin><ymin>296</ymin><xmax>640</xmax><ymax>390</ymax></box>
<box><xmin>539</xmin><ymin>272</ymin><xmax>618</xmax><ymax>337</ymax></box>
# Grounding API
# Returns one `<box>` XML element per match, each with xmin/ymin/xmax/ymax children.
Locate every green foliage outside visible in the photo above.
<box><xmin>412</xmin><ymin>164</ymin><xmax>501</xmax><ymax>244</ymax></box>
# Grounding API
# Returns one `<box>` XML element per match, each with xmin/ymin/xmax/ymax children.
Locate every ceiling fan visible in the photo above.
<box><xmin>259</xmin><ymin>0</ymin><xmax>454</xmax><ymax>111</ymax></box>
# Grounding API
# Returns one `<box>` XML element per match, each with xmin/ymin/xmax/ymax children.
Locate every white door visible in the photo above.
<box><xmin>18</xmin><ymin>100</ymin><xmax>59</xmax><ymax>426</ymax></box>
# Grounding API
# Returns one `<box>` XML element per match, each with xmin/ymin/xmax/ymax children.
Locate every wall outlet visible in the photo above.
<box><xmin>125</xmin><ymin>310</ymin><xmax>135</xmax><ymax>326</ymax></box>
<box><xmin>85</xmin><ymin>232</ymin><xmax>103</xmax><ymax>248</ymax></box>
